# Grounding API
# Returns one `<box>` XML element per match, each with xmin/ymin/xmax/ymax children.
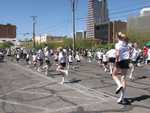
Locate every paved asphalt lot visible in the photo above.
<box><xmin>0</xmin><ymin>58</ymin><xmax>150</xmax><ymax>113</ymax></box>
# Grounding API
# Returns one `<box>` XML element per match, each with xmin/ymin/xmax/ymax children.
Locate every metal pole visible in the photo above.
<box><xmin>70</xmin><ymin>0</ymin><xmax>78</xmax><ymax>83</ymax></box>
<box><xmin>108</xmin><ymin>22</ymin><xmax>110</xmax><ymax>44</ymax></box>
<box><xmin>113</xmin><ymin>21</ymin><xmax>115</xmax><ymax>43</ymax></box>
<box><xmin>71</xmin><ymin>0</ymin><xmax>76</xmax><ymax>55</ymax></box>
<box><xmin>31</xmin><ymin>16</ymin><xmax>37</xmax><ymax>48</ymax></box>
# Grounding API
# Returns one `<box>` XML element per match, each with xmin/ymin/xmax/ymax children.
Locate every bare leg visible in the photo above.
<box><xmin>57</xmin><ymin>66</ymin><xmax>68</xmax><ymax>84</ymax></box>
<box><xmin>129</xmin><ymin>63</ymin><xmax>135</xmax><ymax>79</ymax></box>
<box><xmin>118</xmin><ymin>69</ymin><xmax>127</xmax><ymax>103</ymax></box>
<box><xmin>60</xmin><ymin>76</ymin><xmax>65</xmax><ymax>84</ymax></box>
<box><xmin>109</xmin><ymin>63</ymin><xmax>113</xmax><ymax>74</ymax></box>
<box><xmin>112</xmin><ymin>67</ymin><xmax>123</xmax><ymax>94</ymax></box>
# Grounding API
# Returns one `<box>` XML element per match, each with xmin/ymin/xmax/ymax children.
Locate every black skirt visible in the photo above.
<box><xmin>131</xmin><ymin>60</ymin><xmax>137</xmax><ymax>65</ymax></box>
<box><xmin>55</xmin><ymin>59</ymin><xmax>58</xmax><ymax>62</ymax></box>
<box><xmin>147</xmin><ymin>60</ymin><xmax>150</xmax><ymax>64</ymax></box>
<box><xmin>109</xmin><ymin>58</ymin><xmax>116</xmax><ymax>63</ymax></box>
<box><xmin>116</xmin><ymin>60</ymin><xmax>129</xmax><ymax>69</ymax></box>
<box><xmin>45</xmin><ymin>60</ymin><xmax>50</xmax><ymax>65</ymax></box>
<box><xmin>103</xmin><ymin>62</ymin><xmax>108</xmax><ymax>65</ymax></box>
<box><xmin>77</xmin><ymin>60</ymin><xmax>81</xmax><ymax>62</ymax></box>
<box><xmin>60</xmin><ymin>63</ymin><xmax>66</xmax><ymax>67</ymax></box>
<box><xmin>69</xmin><ymin>62</ymin><xmax>73</xmax><ymax>65</ymax></box>
<box><xmin>26</xmin><ymin>58</ymin><xmax>29</xmax><ymax>62</ymax></box>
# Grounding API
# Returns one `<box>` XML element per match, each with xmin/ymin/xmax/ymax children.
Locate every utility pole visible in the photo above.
<box><xmin>31</xmin><ymin>16</ymin><xmax>37</xmax><ymax>48</ymax></box>
<box><xmin>108</xmin><ymin>22</ymin><xmax>110</xmax><ymax>44</ymax></box>
<box><xmin>70</xmin><ymin>0</ymin><xmax>78</xmax><ymax>83</ymax></box>
<box><xmin>113</xmin><ymin>21</ymin><xmax>115</xmax><ymax>43</ymax></box>
<box><xmin>70</xmin><ymin>0</ymin><xmax>77</xmax><ymax>55</ymax></box>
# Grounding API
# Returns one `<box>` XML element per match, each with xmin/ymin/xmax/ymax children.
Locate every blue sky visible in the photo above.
<box><xmin>0</xmin><ymin>0</ymin><xmax>150</xmax><ymax>40</ymax></box>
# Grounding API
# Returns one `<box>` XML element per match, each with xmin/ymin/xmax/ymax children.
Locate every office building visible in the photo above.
<box><xmin>76</xmin><ymin>32</ymin><xmax>83</xmax><ymax>39</ymax></box>
<box><xmin>140</xmin><ymin>7</ymin><xmax>150</xmax><ymax>16</ymax></box>
<box><xmin>127</xmin><ymin>11</ymin><xmax>150</xmax><ymax>42</ymax></box>
<box><xmin>76</xmin><ymin>31</ymin><xmax>87</xmax><ymax>39</ymax></box>
<box><xmin>95</xmin><ymin>21</ymin><xmax>127</xmax><ymax>43</ymax></box>
<box><xmin>87</xmin><ymin>0</ymin><xmax>109</xmax><ymax>39</ymax></box>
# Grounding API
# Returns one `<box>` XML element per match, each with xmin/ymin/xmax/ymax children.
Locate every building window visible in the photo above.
<box><xmin>96</xmin><ymin>26</ymin><xmax>100</xmax><ymax>30</ymax></box>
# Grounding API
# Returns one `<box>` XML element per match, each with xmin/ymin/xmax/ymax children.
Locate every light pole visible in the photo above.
<box><xmin>31</xmin><ymin>16</ymin><xmax>37</xmax><ymax>48</ymax></box>
<box><xmin>69</xmin><ymin>0</ymin><xmax>79</xmax><ymax>83</ymax></box>
<box><xmin>70</xmin><ymin>0</ymin><xmax>77</xmax><ymax>55</ymax></box>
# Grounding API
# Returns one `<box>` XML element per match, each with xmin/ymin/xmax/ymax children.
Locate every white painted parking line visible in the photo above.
<box><xmin>63</xmin><ymin>83</ymin><xmax>107</xmax><ymax>101</ymax></box>
<box><xmin>16</xmin><ymin>90</ymin><xmax>96</xmax><ymax>101</ymax></box>
<box><xmin>20</xmin><ymin>81</ymin><xmax>56</xmax><ymax>90</ymax></box>
<box><xmin>0</xmin><ymin>99</ymin><xmax>48</xmax><ymax>111</ymax></box>
<box><xmin>61</xmin><ymin>95</ymin><xmax>97</xmax><ymax>100</ymax></box>
<box><xmin>77</xmin><ymin>84</ymin><xmax>117</xmax><ymax>100</ymax></box>
<box><xmin>47</xmin><ymin>101</ymin><xmax>103</xmax><ymax>113</ymax></box>
<box><xmin>16</xmin><ymin>90</ymin><xmax>52</xmax><ymax>95</ymax></box>
<box><xmin>0</xmin><ymin>81</ymin><xmax>48</xmax><ymax>98</ymax></box>
<box><xmin>19</xmin><ymin>81</ymin><xmax>49</xmax><ymax>90</ymax></box>
<box><xmin>10</xmin><ymin>62</ymin><xmax>57</xmax><ymax>83</ymax></box>
<box><xmin>10</xmin><ymin>62</ymin><xmax>114</xmax><ymax>102</ymax></box>
<box><xmin>4</xmin><ymin>61</ymin><xmax>118</xmax><ymax>113</ymax></box>
<box><xmin>0</xmin><ymin>93</ymin><xmax>102</xmax><ymax>113</ymax></box>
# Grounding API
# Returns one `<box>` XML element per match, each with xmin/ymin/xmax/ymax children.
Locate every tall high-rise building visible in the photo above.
<box><xmin>87</xmin><ymin>0</ymin><xmax>109</xmax><ymax>39</ymax></box>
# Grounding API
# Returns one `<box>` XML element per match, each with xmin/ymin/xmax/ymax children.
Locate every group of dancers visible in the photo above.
<box><xmin>6</xmin><ymin>32</ymin><xmax>148</xmax><ymax>105</ymax></box>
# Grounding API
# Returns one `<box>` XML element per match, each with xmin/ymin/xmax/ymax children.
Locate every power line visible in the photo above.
<box><xmin>38</xmin><ymin>14</ymin><xmax>135</xmax><ymax>36</ymax></box>
<box><xmin>109</xmin><ymin>0</ymin><xmax>150</xmax><ymax>12</ymax></box>
<box><xmin>39</xmin><ymin>20</ymin><xmax>71</xmax><ymax>36</ymax></box>
<box><xmin>110</xmin><ymin>4</ymin><xmax>150</xmax><ymax>15</ymax></box>
<box><xmin>75</xmin><ymin>4</ymin><xmax>150</xmax><ymax>22</ymax></box>
<box><xmin>36</xmin><ymin>1</ymin><xmax>150</xmax><ymax>36</ymax></box>
<box><xmin>110</xmin><ymin>10</ymin><xmax>139</xmax><ymax>18</ymax></box>
<box><xmin>39</xmin><ymin>18</ymin><xmax>70</xmax><ymax>33</ymax></box>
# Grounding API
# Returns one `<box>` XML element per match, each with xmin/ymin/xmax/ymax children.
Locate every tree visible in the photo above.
<box><xmin>0</xmin><ymin>41</ymin><xmax>14</xmax><ymax>48</ymax></box>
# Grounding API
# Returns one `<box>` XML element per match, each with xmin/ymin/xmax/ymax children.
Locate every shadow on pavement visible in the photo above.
<box><xmin>48</xmin><ymin>73</ymin><xmax>62</xmax><ymax>77</ymax></box>
<box><xmin>69</xmin><ymin>106</ymin><xmax>131</xmax><ymax>113</ymax></box>
<box><xmin>127</xmin><ymin>95</ymin><xmax>150</xmax><ymax>103</ymax></box>
<box><xmin>136</xmin><ymin>76</ymin><xmax>148</xmax><ymax>80</ymax></box>
<box><xmin>65</xmin><ymin>79</ymin><xmax>82</xmax><ymax>84</ymax></box>
<box><xmin>69</xmin><ymin>95</ymin><xmax>150</xmax><ymax>113</ymax></box>
<box><xmin>69</xmin><ymin>103</ymin><xmax>150</xmax><ymax>113</ymax></box>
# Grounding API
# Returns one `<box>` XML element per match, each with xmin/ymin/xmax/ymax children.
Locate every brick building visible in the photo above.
<box><xmin>0</xmin><ymin>24</ymin><xmax>16</xmax><ymax>43</ymax></box>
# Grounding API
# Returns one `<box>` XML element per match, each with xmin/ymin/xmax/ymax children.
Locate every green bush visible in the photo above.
<box><xmin>22</xmin><ymin>38</ymin><xmax>116</xmax><ymax>50</ymax></box>
<box><xmin>0</xmin><ymin>42</ymin><xmax>14</xmax><ymax>48</ymax></box>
